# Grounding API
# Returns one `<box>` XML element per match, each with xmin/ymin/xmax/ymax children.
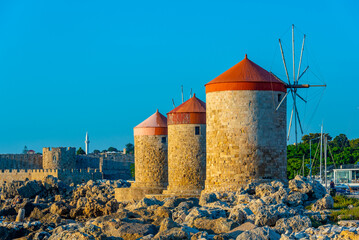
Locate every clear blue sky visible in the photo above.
<box><xmin>0</xmin><ymin>0</ymin><xmax>358</xmax><ymax>153</ymax></box>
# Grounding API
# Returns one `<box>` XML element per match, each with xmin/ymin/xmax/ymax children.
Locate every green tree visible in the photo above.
<box><xmin>77</xmin><ymin>147</ymin><xmax>86</xmax><ymax>155</ymax></box>
<box><xmin>107</xmin><ymin>147</ymin><xmax>118</xmax><ymax>152</ymax></box>
<box><xmin>301</xmin><ymin>133</ymin><xmax>332</xmax><ymax>144</ymax></box>
<box><xmin>126</xmin><ymin>143</ymin><xmax>134</xmax><ymax>154</ymax></box>
<box><xmin>93</xmin><ymin>149</ymin><xmax>100</xmax><ymax>154</ymax></box>
<box><xmin>350</xmin><ymin>138</ymin><xmax>359</xmax><ymax>149</ymax></box>
<box><xmin>332</xmin><ymin>134</ymin><xmax>350</xmax><ymax>149</ymax></box>
<box><xmin>130</xmin><ymin>163</ymin><xmax>135</xmax><ymax>179</ymax></box>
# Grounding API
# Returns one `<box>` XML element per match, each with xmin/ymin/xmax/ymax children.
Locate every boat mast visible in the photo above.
<box><xmin>324</xmin><ymin>134</ymin><xmax>328</xmax><ymax>189</ymax></box>
<box><xmin>320</xmin><ymin>123</ymin><xmax>323</xmax><ymax>183</ymax></box>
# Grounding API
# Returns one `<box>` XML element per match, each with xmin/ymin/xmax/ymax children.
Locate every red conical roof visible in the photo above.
<box><xmin>205</xmin><ymin>55</ymin><xmax>286</xmax><ymax>93</ymax></box>
<box><xmin>134</xmin><ymin>110</ymin><xmax>167</xmax><ymax>136</ymax></box>
<box><xmin>167</xmin><ymin>94</ymin><xmax>206</xmax><ymax>125</ymax></box>
<box><xmin>168</xmin><ymin>94</ymin><xmax>206</xmax><ymax>114</ymax></box>
<box><xmin>135</xmin><ymin>109</ymin><xmax>167</xmax><ymax>128</ymax></box>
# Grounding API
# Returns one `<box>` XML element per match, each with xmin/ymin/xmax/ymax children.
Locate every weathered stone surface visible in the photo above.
<box><xmin>192</xmin><ymin>217</ymin><xmax>238</xmax><ymax>234</ymax></box>
<box><xmin>288</xmin><ymin>176</ymin><xmax>326</xmax><ymax>200</ymax></box>
<box><xmin>17</xmin><ymin>181</ymin><xmax>43</xmax><ymax>198</ymax></box>
<box><xmin>153</xmin><ymin>227</ymin><xmax>191</xmax><ymax>239</ymax></box>
<box><xmin>254</xmin><ymin>206</ymin><xmax>279</xmax><ymax>227</ymax></box>
<box><xmin>159</xmin><ymin>217</ymin><xmax>180</xmax><ymax>232</ymax></box>
<box><xmin>228</xmin><ymin>207</ymin><xmax>247</xmax><ymax>224</ymax></box>
<box><xmin>236</xmin><ymin>226</ymin><xmax>281</xmax><ymax>240</ymax></box>
<box><xmin>255</xmin><ymin>183</ymin><xmax>275</xmax><ymax>198</ymax></box>
<box><xmin>274</xmin><ymin>215</ymin><xmax>312</xmax><ymax>234</ymax></box>
<box><xmin>311</xmin><ymin>194</ymin><xmax>334</xmax><ymax>211</ymax></box>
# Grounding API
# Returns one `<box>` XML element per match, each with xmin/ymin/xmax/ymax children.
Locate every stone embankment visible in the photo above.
<box><xmin>0</xmin><ymin>175</ymin><xmax>357</xmax><ymax>239</ymax></box>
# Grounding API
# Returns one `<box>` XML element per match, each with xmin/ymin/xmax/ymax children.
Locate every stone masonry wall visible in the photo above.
<box><xmin>0</xmin><ymin>154</ymin><xmax>42</xmax><ymax>169</ymax></box>
<box><xmin>165</xmin><ymin>124</ymin><xmax>206</xmax><ymax>195</ymax></box>
<box><xmin>132</xmin><ymin>135</ymin><xmax>168</xmax><ymax>189</ymax></box>
<box><xmin>0</xmin><ymin>169</ymin><xmax>102</xmax><ymax>184</ymax></box>
<box><xmin>43</xmin><ymin>147</ymin><xmax>76</xmax><ymax>169</ymax></box>
<box><xmin>205</xmin><ymin>90</ymin><xmax>287</xmax><ymax>192</ymax></box>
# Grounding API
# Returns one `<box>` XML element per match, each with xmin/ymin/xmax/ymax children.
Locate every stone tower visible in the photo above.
<box><xmin>204</xmin><ymin>55</ymin><xmax>287</xmax><ymax>192</ymax></box>
<box><xmin>42</xmin><ymin>147</ymin><xmax>76</xmax><ymax>169</ymax></box>
<box><xmin>115</xmin><ymin>110</ymin><xmax>168</xmax><ymax>201</ymax></box>
<box><xmin>163</xmin><ymin>94</ymin><xmax>206</xmax><ymax>196</ymax></box>
<box><xmin>85</xmin><ymin>132</ymin><xmax>90</xmax><ymax>155</ymax></box>
<box><xmin>132</xmin><ymin>109</ymin><xmax>168</xmax><ymax>190</ymax></box>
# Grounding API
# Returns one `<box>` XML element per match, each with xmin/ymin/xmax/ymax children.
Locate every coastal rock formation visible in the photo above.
<box><xmin>0</xmin><ymin>177</ymin><xmax>349</xmax><ymax>240</ymax></box>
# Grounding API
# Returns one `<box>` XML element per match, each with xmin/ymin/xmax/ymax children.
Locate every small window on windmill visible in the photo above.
<box><xmin>161</xmin><ymin>137</ymin><xmax>166</xmax><ymax>143</ymax></box>
<box><xmin>195</xmin><ymin>126</ymin><xmax>200</xmax><ymax>135</ymax></box>
<box><xmin>278</xmin><ymin>94</ymin><xmax>282</xmax><ymax>103</ymax></box>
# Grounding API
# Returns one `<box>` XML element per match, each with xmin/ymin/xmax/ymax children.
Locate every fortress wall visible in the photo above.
<box><xmin>57</xmin><ymin>169</ymin><xmax>103</xmax><ymax>184</ymax></box>
<box><xmin>0</xmin><ymin>169</ymin><xmax>59</xmax><ymax>183</ymax></box>
<box><xmin>76</xmin><ymin>155</ymin><xmax>100</xmax><ymax>169</ymax></box>
<box><xmin>0</xmin><ymin>154</ymin><xmax>42</xmax><ymax>170</ymax></box>
<box><xmin>101</xmin><ymin>154</ymin><xmax>134</xmax><ymax>180</ymax></box>
<box><xmin>0</xmin><ymin>169</ymin><xmax>102</xmax><ymax>184</ymax></box>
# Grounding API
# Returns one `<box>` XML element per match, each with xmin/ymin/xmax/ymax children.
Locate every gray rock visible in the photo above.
<box><xmin>135</xmin><ymin>197</ymin><xmax>163</xmax><ymax>209</ymax></box>
<box><xmin>286</xmin><ymin>192</ymin><xmax>306</xmax><ymax>207</ymax></box>
<box><xmin>288</xmin><ymin>176</ymin><xmax>326</xmax><ymax>200</ymax></box>
<box><xmin>199</xmin><ymin>192</ymin><xmax>218</xmax><ymax>206</ymax></box>
<box><xmin>254</xmin><ymin>206</ymin><xmax>279</xmax><ymax>227</ymax></box>
<box><xmin>17</xmin><ymin>180</ymin><xmax>43</xmax><ymax>198</ymax></box>
<box><xmin>311</xmin><ymin>194</ymin><xmax>334</xmax><ymax>211</ymax></box>
<box><xmin>236</xmin><ymin>226</ymin><xmax>280</xmax><ymax>240</ymax></box>
<box><xmin>153</xmin><ymin>227</ymin><xmax>191</xmax><ymax>239</ymax></box>
<box><xmin>159</xmin><ymin>217</ymin><xmax>180</xmax><ymax>232</ymax></box>
<box><xmin>275</xmin><ymin>215</ymin><xmax>312</xmax><ymax>234</ymax></box>
<box><xmin>255</xmin><ymin>183</ymin><xmax>275</xmax><ymax>198</ymax></box>
<box><xmin>192</xmin><ymin>217</ymin><xmax>238</xmax><ymax>234</ymax></box>
<box><xmin>229</xmin><ymin>207</ymin><xmax>247</xmax><ymax>224</ymax></box>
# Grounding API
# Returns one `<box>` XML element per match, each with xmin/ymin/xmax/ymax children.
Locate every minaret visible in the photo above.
<box><xmin>85</xmin><ymin>132</ymin><xmax>90</xmax><ymax>155</ymax></box>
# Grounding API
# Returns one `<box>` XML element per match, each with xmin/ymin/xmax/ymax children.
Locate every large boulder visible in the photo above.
<box><xmin>184</xmin><ymin>207</ymin><xmax>226</xmax><ymax>226</ymax></box>
<box><xmin>229</xmin><ymin>207</ymin><xmax>247</xmax><ymax>224</ymax></box>
<box><xmin>311</xmin><ymin>194</ymin><xmax>334</xmax><ymax>211</ymax></box>
<box><xmin>17</xmin><ymin>181</ymin><xmax>44</xmax><ymax>198</ymax></box>
<box><xmin>255</xmin><ymin>183</ymin><xmax>275</xmax><ymax>198</ymax></box>
<box><xmin>133</xmin><ymin>197</ymin><xmax>163</xmax><ymax>209</ymax></box>
<box><xmin>274</xmin><ymin>215</ymin><xmax>312</xmax><ymax>234</ymax></box>
<box><xmin>159</xmin><ymin>217</ymin><xmax>180</xmax><ymax>232</ymax></box>
<box><xmin>236</xmin><ymin>226</ymin><xmax>280</xmax><ymax>240</ymax></box>
<box><xmin>288</xmin><ymin>176</ymin><xmax>326</xmax><ymax>200</ymax></box>
<box><xmin>50</xmin><ymin>201</ymin><xmax>70</xmax><ymax>217</ymax></box>
<box><xmin>1</xmin><ymin>181</ymin><xmax>23</xmax><ymax>199</ymax></box>
<box><xmin>153</xmin><ymin>227</ymin><xmax>192</xmax><ymax>239</ymax></box>
<box><xmin>254</xmin><ymin>206</ymin><xmax>279</xmax><ymax>227</ymax></box>
<box><xmin>199</xmin><ymin>192</ymin><xmax>218</xmax><ymax>206</ymax></box>
<box><xmin>192</xmin><ymin>217</ymin><xmax>238</xmax><ymax>234</ymax></box>
<box><xmin>286</xmin><ymin>192</ymin><xmax>307</xmax><ymax>207</ymax></box>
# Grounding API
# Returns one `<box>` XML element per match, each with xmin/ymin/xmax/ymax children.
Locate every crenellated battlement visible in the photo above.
<box><xmin>0</xmin><ymin>167</ymin><xmax>102</xmax><ymax>184</ymax></box>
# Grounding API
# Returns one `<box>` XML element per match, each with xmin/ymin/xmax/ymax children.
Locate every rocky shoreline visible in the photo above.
<box><xmin>0</xmin><ymin>175</ymin><xmax>357</xmax><ymax>240</ymax></box>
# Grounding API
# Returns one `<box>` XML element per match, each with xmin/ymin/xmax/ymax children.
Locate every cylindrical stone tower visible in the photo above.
<box><xmin>204</xmin><ymin>54</ymin><xmax>287</xmax><ymax>192</ymax></box>
<box><xmin>115</xmin><ymin>109</ymin><xmax>168</xmax><ymax>201</ymax></box>
<box><xmin>163</xmin><ymin>94</ymin><xmax>206</xmax><ymax>196</ymax></box>
<box><xmin>132</xmin><ymin>109</ymin><xmax>168</xmax><ymax>190</ymax></box>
